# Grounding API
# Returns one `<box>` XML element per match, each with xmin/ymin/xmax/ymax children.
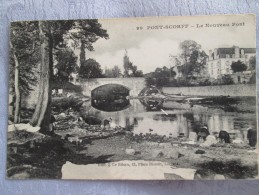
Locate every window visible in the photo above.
<box><xmin>217</xmin><ymin>61</ymin><xmax>220</xmax><ymax>70</ymax></box>
<box><xmin>226</xmin><ymin>68</ymin><xmax>229</xmax><ymax>73</ymax></box>
<box><xmin>241</xmin><ymin>49</ymin><xmax>245</xmax><ymax>58</ymax></box>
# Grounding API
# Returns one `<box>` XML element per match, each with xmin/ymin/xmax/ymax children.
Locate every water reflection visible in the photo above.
<box><xmin>139</xmin><ymin>98</ymin><xmax>164</xmax><ymax>111</ymax></box>
<box><xmin>85</xmin><ymin>97</ymin><xmax>256</xmax><ymax>139</ymax></box>
<box><xmin>91</xmin><ymin>84</ymin><xmax>130</xmax><ymax>112</ymax></box>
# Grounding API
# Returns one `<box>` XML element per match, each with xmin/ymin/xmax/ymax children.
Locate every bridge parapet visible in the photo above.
<box><xmin>80</xmin><ymin>77</ymin><xmax>146</xmax><ymax>97</ymax></box>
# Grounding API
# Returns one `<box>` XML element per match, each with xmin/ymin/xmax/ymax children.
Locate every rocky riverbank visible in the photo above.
<box><xmin>7</xmin><ymin>121</ymin><xmax>258</xmax><ymax>180</ymax></box>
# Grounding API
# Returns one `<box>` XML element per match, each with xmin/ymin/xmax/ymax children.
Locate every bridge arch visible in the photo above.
<box><xmin>91</xmin><ymin>83</ymin><xmax>131</xmax><ymax>93</ymax></box>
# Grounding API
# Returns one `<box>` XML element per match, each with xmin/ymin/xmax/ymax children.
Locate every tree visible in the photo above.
<box><xmin>221</xmin><ymin>75</ymin><xmax>234</xmax><ymax>85</ymax></box>
<box><xmin>54</xmin><ymin>47</ymin><xmax>78</xmax><ymax>87</ymax></box>
<box><xmin>231</xmin><ymin>60</ymin><xmax>247</xmax><ymax>73</ymax></box>
<box><xmin>145</xmin><ymin>77</ymin><xmax>156</xmax><ymax>87</ymax></box>
<box><xmin>79</xmin><ymin>58</ymin><xmax>103</xmax><ymax>79</ymax></box>
<box><xmin>104</xmin><ymin>65</ymin><xmax>121</xmax><ymax>78</ymax></box>
<box><xmin>249</xmin><ymin>56</ymin><xmax>256</xmax><ymax>70</ymax></box>
<box><xmin>145</xmin><ymin>66</ymin><xmax>176</xmax><ymax>87</ymax></box>
<box><xmin>133</xmin><ymin>70</ymin><xmax>144</xmax><ymax>77</ymax></box>
<box><xmin>123</xmin><ymin>50</ymin><xmax>130</xmax><ymax>77</ymax></box>
<box><xmin>10</xmin><ymin>19</ymin><xmax>109</xmax><ymax>132</ymax></box>
<box><xmin>30</xmin><ymin>20</ymin><xmax>74</xmax><ymax>132</ymax></box>
<box><xmin>128</xmin><ymin>62</ymin><xmax>144</xmax><ymax>77</ymax></box>
<box><xmin>9</xmin><ymin>21</ymin><xmax>39</xmax><ymax>123</ymax></box>
<box><xmin>179</xmin><ymin>40</ymin><xmax>207</xmax><ymax>78</ymax></box>
<box><xmin>111</xmin><ymin>66</ymin><xmax>121</xmax><ymax>77</ymax></box>
<box><xmin>30</xmin><ymin>21</ymin><xmax>50</xmax><ymax>130</ymax></box>
<box><xmin>70</xmin><ymin>20</ymin><xmax>109</xmax><ymax>67</ymax></box>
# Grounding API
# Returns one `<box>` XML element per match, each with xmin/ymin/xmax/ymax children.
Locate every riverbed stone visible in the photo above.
<box><xmin>214</xmin><ymin>174</ymin><xmax>225</xmax><ymax>180</ymax></box>
<box><xmin>59</xmin><ymin>113</ymin><xmax>66</xmax><ymax>117</ymax></box>
<box><xmin>195</xmin><ymin>149</ymin><xmax>205</xmax><ymax>154</ymax></box>
<box><xmin>125</xmin><ymin>148</ymin><xmax>135</xmax><ymax>155</ymax></box>
<box><xmin>158</xmin><ymin>143</ymin><xmax>172</xmax><ymax>149</ymax></box>
<box><xmin>151</xmin><ymin>149</ymin><xmax>164</xmax><ymax>158</ymax></box>
<box><xmin>164</xmin><ymin>150</ymin><xmax>180</xmax><ymax>159</ymax></box>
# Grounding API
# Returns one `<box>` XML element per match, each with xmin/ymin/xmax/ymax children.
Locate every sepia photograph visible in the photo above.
<box><xmin>7</xmin><ymin>14</ymin><xmax>257</xmax><ymax>180</ymax></box>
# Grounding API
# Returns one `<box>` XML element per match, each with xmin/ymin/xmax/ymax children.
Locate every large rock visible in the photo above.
<box><xmin>214</xmin><ymin>174</ymin><xmax>225</xmax><ymax>180</ymax></box>
<box><xmin>200</xmin><ymin>135</ymin><xmax>217</xmax><ymax>147</ymax></box>
<box><xmin>125</xmin><ymin>148</ymin><xmax>135</xmax><ymax>155</ymax></box>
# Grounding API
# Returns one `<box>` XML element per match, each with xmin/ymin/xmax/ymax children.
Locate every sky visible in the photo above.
<box><xmin>79</xmin><ymin>14</ymin><xmax>256</xmax><ymax>74</ymax></box>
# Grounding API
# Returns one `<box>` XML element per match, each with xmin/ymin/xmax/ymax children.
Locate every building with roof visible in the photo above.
<box><xmin>206</xmin><ymin>46</ymin><xmax>256</xmax><ymax>80</ymax></box>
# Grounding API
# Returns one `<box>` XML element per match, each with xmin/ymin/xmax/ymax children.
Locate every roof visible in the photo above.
<box><xmin>242</xmin><ymin>48</ymin><xmax>256</xmax><ymax>53</ymax></box>
<box><xmin>217</xmin><ymin>48</ymin><xmax>235</xmax><ymax>55</ymax></box>
<box><xmin>216</xmin><ymin>48</ymin><xmax>256</xmax><ymax>55</ymax></box>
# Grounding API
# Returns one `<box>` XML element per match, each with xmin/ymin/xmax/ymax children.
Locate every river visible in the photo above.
<box><xmin>82</xmin><ymin>97</ymin><xmax>257</xmax><ymax>140</ymax></box>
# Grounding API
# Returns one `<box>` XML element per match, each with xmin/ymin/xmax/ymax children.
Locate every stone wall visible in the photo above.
<box><xmin>80</xmin><ymin>77</ymin><xmax>146</xmax><ymax>97</ymax></box>
<box><xmin>162</xmin><ymin>84</ymin><xmax>256</xmax><ymax>97</ymax></box>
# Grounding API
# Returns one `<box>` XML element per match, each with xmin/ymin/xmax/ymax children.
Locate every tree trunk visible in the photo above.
<box><xmin>30</xmin><ymin>21</ymin><xmax>52</xmax><ymax>132</ymax></box>
<box><xmin>80</xmin><ymin>40</ymin><xmax>86</xmax><ymax>66</ymax></box>
<box><xmin>10</xmin><ymin>40</ymin><xmax>21</xmax><ymax>124</ymax></box>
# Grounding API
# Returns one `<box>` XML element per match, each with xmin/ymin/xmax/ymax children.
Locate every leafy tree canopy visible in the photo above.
<box><xmin>10</xmin><ymin>21</ymin><xmax>40</xmax><ymax>96</ymax></box>
<box><xmin>54</xmin><ymin>47</ymin><xmax>78</xmax><ymax>82</ymax></box>
<box><xmin>79</xmin><ymin>58</ymin><xmax>103</xmax><ymax>79</ymax></box>
<box><xmin>104</xmin><ymin>65</ymin><xmax>121</xmax><ymax>78</ymax></box>
<box><xmin>231</xmin><ymin>60</ymin><xmax>247</xmax><ymax>73</ymax></box>
<box><xmin>179</xmin><ymin>40</ymin><xmax>208</xmax><ymax>78</ymax></box>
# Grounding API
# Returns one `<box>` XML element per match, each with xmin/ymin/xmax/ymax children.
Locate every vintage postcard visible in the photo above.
<box><xmin>7</xmin><ymin>14</ymin><xmax>257</xmax><ymax>180</ymax></box>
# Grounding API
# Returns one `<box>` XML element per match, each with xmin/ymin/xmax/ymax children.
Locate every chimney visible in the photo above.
<box><xmin>214</xmin><ymin>49</ymin><xmax>218</xmax><ymax>59</ymax></box>
<box><xmin>234</xmin><ymin>46</ymin><xmax>240</xmax><ymax>58</ymax></box>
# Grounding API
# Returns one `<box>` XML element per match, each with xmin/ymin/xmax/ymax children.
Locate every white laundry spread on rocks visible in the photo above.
<box><xmin>200</xmin><ymin>135</ymin><xmax>217</xmax><ymax>147</ymax></box>
<box><xmin>61</xmin><ymin>160</ymin><xmax>196</xmax><ymax>180</ymax></box>
<box><xmin>8</xmin><ymin>123</ymin><xmax>40</xmax><ymax>133</ymax></box>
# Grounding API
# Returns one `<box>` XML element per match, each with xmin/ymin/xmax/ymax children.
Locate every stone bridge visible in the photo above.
<box><xmin>80</xmin><ymin>77</ymin><xmax>146</xmax><ymax>97</ymax></box>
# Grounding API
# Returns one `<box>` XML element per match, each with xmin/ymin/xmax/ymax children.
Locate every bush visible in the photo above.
<box><xmin>156</xmin><ymin>77</ymin><xmax>169</xmax><ymax>87</ymax></box>
<box><xmin>199</xmin><ymin>79</ymin><xmax>212</xmax><ymax>86</ymax></box>
<box><xmin>220</xmin><ymin>75</ymin><xmax>234</xmax><ymax>85</ymax></box>
<box><xmin>248</xmin><ymin>72</ymin><xmax>256</xmax><ymax>84</ymax></box>
<box><xmin>52</xmin><ymin>96</ymin><xmax>84</xmax><ymax>112</ymax></box>
<box><xmin>145</xmin><ymin>77</ymin><xmax>156</xmax><ymax>87</ymax></box>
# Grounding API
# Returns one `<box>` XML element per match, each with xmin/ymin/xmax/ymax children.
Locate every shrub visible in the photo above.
<box><xmin>220</xmin><ymin>75</ymin><xmax>234</xmax><ymax>85</ymax></box>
